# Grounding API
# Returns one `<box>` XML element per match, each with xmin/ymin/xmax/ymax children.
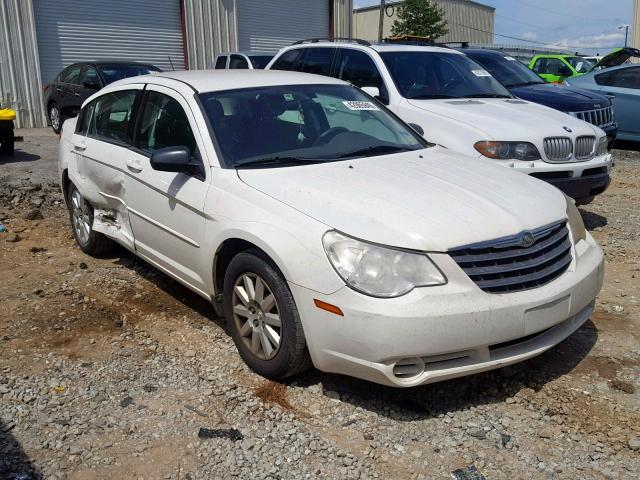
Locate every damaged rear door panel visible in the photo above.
<box><xmin>76</xmin><ymin>84</ymin><xmax>145</xmax><ymax>250</ymax></box>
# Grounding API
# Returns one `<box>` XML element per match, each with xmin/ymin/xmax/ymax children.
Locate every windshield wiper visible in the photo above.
<box><xmin>507</xmin><ymin>81</ymin><xmax>544</xmax><ymax>88</ymax></box>
<box><xmin>338</xmin><ymin>145</ymin><xmax>414</xmax><ymax>159</ymax></box>
<box><xmin>464</xmin><ymin>93</ymin><xmax>513</xmax><ymax>98</ymax></box>
<box><xmin>235</xmin><ymin>156</ymin><xmax>321</xmax><ymax>168</ymax></box>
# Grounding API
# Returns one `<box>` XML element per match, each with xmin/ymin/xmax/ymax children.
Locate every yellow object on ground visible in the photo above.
<box><xmin>0</xmin><ymin>108</ymin><xmax>17</xmax><ymax>121</ymax></box>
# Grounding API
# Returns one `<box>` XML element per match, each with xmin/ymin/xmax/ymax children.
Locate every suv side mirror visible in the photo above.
<box><xmin>361</xmin><ymin>85</ymin><xmax>390</xmax><ymax>105</ymax></box>
<box><xmin>150</xmin><ymin>146</ymin><xmax>203</xmax><ymax>177</ymax></box>
<box><xmin>83</xmin><ymin>81</ymin><xmax>101</xmax><ymax>90</ymax></box>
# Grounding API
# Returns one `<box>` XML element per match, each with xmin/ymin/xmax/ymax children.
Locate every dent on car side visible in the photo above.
<box><xmin>59</xmin><ymin>70</ymin><xmax>605</xmax><ymax>388</ymax></box>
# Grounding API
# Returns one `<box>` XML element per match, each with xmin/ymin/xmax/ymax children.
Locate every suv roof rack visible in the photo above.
<box><xmin>291</xmin><ymin>37</ymin><xmax>371</xmax><ymax>46</ymax></box>
<box><xmin>381</xmin><ymin>36</ymin><xmax>469</xmax><ymax>49</ymax></box>
<box><xmin>438</xmin><ymin>41</ymin><xmax>470</xmax><ymax>48</ymax></box>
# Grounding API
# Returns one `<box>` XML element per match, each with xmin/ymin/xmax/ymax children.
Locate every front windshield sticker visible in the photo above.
<box><xmin>471</xmin><ymin>69</ymin><xmax>492</xmax><ymax>77</ymax></box>
<box><xmin>504</xmin><ymin>56</ymin><xmax>517</xmax><ymax>61</ymax></box>
<box><xmin>575</xmin><ymin>62</ymin><xmax>583</xmax><ymax>71</ymax></box>
<box><xmin>342</xmin><ymin>100</ymin><xmax>380</xmax><ymax>111</ymax></box>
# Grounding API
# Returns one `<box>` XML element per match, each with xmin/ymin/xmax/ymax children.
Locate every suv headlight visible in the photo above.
<box><xmin>322</xmin><ymin>231</ymin><xmax>447</xmax><ymax>298</ymax></box>
<box><xmin>474</xmin><ymin>141</ymin><xmax>541</xmax><ymax>160</ymax></box>
<box><xmin>595</xmin><ymin>135</ymin><xmax>608</xmax><ymax>156</ymax></box>
<box><xmin>565</xmin><ymin>195</ymin><xmax>586</xmax><ymax>243</ymax></box>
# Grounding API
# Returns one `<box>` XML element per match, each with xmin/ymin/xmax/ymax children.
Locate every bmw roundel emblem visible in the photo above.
<box><xmin>562</xmin><ymin>126</ymin><xmax>572</xmax><ymax>133</ymax></box>
<box><xmin>520</xmin><ymin>231</ymin><xmax>535</xmax><ymax>247</ymax></box>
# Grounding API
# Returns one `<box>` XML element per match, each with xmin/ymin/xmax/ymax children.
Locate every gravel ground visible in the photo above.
<box><xmin>1</xmin><ymin>131</ymin><xmax>639</xmax><ymax>480</ymax></box>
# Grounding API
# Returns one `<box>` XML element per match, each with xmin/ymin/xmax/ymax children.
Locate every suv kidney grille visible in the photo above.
<box><xmin>543</xmin><ymin>137</ymin><xmax>573</xmax><ymax>162</ymax></box>
<box><xmin>571</xmin><ymin>106</ymin><xmax>615</xmax><ymax>128</ymax></box>
<box><xmin>449</xmin><ymin>222</ymin><xmax>572</xmax><ymax>294</ymax></box>
<box><xmin>574</xmin><ymin>135</ymin><xmax>595</xmax><ymax>160</ymax></box>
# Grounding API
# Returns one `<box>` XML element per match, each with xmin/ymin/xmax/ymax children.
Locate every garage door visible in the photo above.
<box><xmin>237</xmin><ymin>0</ymin><xmax>329</xmax><ymax>53</ymax></box>
<box><xmin>33</xmin><ymin>0</ymin><xmax>184</xmax><ymax>83</ymax></box>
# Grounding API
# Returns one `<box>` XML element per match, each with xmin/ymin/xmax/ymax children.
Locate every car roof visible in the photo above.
<box><xmin>110</xmin><ymin>69</ymin><xmax>347</xmax><ymax>93</ymax></box>
<box><xmin>459</xmin><ymin>48</ymin><xmax>504</xmax><ymax>56</ymax></box>
<box><xmin>218</xmin><ymin>52</ymin><xmax>274</xmax><ymax>57</ymax></box>
<box><xmin>285</xmin><ymin>41</ymin><xmax>460</xmax><ymax>55</ymax></box>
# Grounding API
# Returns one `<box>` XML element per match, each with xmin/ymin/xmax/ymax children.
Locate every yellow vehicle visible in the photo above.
<box><xmin>0</xmin><ymin>108</ymin><xmax>16</xmax><ymax>155</ymax></box>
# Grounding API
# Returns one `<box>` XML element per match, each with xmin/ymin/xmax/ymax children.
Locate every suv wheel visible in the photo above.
<box><xmin>224</xmin><ymin>250</ymin><xmax>311</xmax><ymax>379</ymax></box>
<box><xmin>49</xmin><ymin>103</ymin><xmax>63</xmax><ymax>134</ymax></box>
<box><xmin>67</xmin><ymin>183</ymin><xmax>113</xmax><ymax>255</ymax></box>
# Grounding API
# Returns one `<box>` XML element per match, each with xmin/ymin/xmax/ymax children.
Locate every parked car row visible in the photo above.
<box><xmin>52</xmin><ymin>38</ymin><xmax>627</xmax><ymax>387</ymax></box>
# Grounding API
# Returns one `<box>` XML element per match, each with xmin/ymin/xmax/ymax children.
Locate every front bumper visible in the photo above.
<box><xmin>291</xmin><ymin>234</ymin><xmax>604</xmax><ymax>387</ymax></box>
<box><xmin>488</xmin><ymin>153</ymin><xmax>612</xmax><ymax>203</ymax></box>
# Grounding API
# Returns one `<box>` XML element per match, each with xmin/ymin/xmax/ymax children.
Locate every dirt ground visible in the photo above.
<box><xmin>1</xmin><ymin>130</ymin><xmax>639</xmax><ymax>479</ymax></box>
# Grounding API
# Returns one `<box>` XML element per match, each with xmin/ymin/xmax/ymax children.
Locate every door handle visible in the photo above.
<box><xmin>73</xmin><ymin>143</ymin><xmax>86</xmax><ymax>152</ymax></box>
<box><xmin>55</xmin><ymin>87</ymin><xmax>62</xmax><ymax>93</ymax></box>
<box><xmin>74</xmin><ymin>92</ymin><xmax>81</xmax><ymax>96</ymax></box>
<box><xmin>126</xmin><ymin>160</ymin><xmax>143</xmax><ymax>173</ymax></box>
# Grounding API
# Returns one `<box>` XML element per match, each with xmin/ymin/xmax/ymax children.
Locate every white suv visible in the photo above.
<box><xmin>59</xmin><ymin>70</ymin><xmax>603</xmax><ymax>387</ymax></box>
<box><xmin>268</xmin><ymin>40</ymin><xmax>613</xmax><ymax>205</ymax></box>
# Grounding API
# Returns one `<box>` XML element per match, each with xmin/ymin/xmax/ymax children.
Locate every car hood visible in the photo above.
<box><xmin>509</xmin><ymin>83</ymin><xmax>610</xmax><ymax>111</ymax></box>
<box><xmin>237</xmin><ymin>148</ymin><xmax>567</xmax><ymax>252</ymax></box>
<box><xmin>407</xmin><ymin>97</ymin><xmax>598</xmax><ymax>140</ymax></box>
<box><xmin>591</xmin><ymin>47</ymin><xmax>640</xmax><ymax>70</ymax></box>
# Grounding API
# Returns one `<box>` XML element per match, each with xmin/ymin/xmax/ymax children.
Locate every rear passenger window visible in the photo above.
<box><xmin>215</xmin><ymin>56</ymin><xmax>228</xmax><ymax>69</ymax></box>
<box><xmin>271</xmin><ymin>49</ymin><xmax>304</xmax><ymax>71</ymax></box>
<box><xmin>229</xmin><ymin>55</ymin><xmax>249</xmax><ymax>69</ymax></box>
<box><xmin>60</xmin><ymin>65</ymin><xmax>82</xmax><ymax>84</ymax></box>
<box><xmin>76</xmin><ymin>102</ymin><xmax>95</xmax><ymax>135</ymax></box>
<box><xmin>300</xmin><ymin>48</ymin><xmax>336</xmax><ymax>76</ymax></box>
<box><xmin>135</xmin><ymin>91</ymin><xmax>199</xmax><ymax>158</ymax></box>
<box><xmin>89</xmin><ymin>90</ymin><xmax>138</xmax><ymax>144</ymax></box>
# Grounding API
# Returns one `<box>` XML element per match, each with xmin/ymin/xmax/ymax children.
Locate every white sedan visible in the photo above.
<box><xmin>58</xmin><ymin>70</ymin><xmax>604</xmax><ymax>387</ymax></box>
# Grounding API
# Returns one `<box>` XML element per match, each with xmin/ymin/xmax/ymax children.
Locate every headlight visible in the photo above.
<box><xmin>474</xmin><ymin>141</ymin><xmax>541</xmax><ymax>160</ymax></box>
<box><xmin>595</xmin><ymin>135</ymin><xmax>608</xmax><ymax>156</ymax></box>
<box><xmin>322</xmin><ymin>231</ymin><xmax>447</xmax><ymax>298</ymax></box>
<box><xmin>565</xmin><ymin>195</ymin><xmax>586</xmax><ymax>243</ymax></box>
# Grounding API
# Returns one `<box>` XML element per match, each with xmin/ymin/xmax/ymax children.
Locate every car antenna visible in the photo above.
<box><xmin>168</xmin><ymin>55</ymin><xmax>175</xmax><ymax>71</ymax></box>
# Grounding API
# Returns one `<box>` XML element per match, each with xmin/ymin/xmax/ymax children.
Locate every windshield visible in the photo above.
<box><xmin>566</xmin><ymin>57</ymin><xmax>594</xmax><ymax>73</ymax></box>
<box><xmin>199</xmin><ymin>84</ymin><xmax>426</xmax><ymax>168</ymax></box>
<box><xmin>466</xmin><ymin>53</ymin><xmax>545</xmax><ymax>88</ymax></box>
<box><xmin>98</xmin><ymin>65</ymin><xmax>160</xmax><ymax>84</ymax></box>
<box><xmin>249</xmin><ymin>55</ymin><xmax>274</xmax><ymax>69</ymax></box>
<box><xmin>381</xmin><ymin>51</ymin><xmax>512</xmax><ymax>99</ymax></box>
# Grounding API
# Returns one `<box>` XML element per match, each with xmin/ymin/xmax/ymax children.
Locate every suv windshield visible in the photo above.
<box><xmin>466</xmin><ymin>53</ymin><xmax>545</xmax><ymax>88</ymax></box>
<box><xmin>381</xmin><ymin>52</ymin><xmax>512</xmax><ymax>100</ymax></box>
<box><xmin>249</xmin><ymin>55</ymin><xmax>274</xmax><ymax>69</ymax></box>
<box><xmin>98</xmin><ymin>64</ymin><xmax>160</xmax><ymax>84</ymax></box>
<box><xmin>566</xmin><ymin>56</ymin><xmax>594</xmax><ymax>73</ymax></box>
<box><xmin>199</xmin><ymin>84</ymin><xmax>426</xmax><ymax>168</ymax></box>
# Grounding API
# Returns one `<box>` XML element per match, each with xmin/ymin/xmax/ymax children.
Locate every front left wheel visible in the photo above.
<box><xmin>223</xmin><ymin>250</ymin><xmax>311</xmax><ymax>380</ymax></box>
<box><xmin>67</xmin><ymin>183</ymin><xmax>113</xmax><ymax>255</ymax></box>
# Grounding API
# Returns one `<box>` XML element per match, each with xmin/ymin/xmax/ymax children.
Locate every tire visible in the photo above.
<box><xmin>223</xmin><ymin>249</ymin><xmax>312</xmax><ymax>379</ymax></box>
<box><xmin>49</xmin><ymin>103</ymin><xmax>63</xmax><ymax>134</ymax></box>
<box><xmin>67</xmin><ymin>183</ymin><xmax>113</xmax><ymax>256</ymax></box>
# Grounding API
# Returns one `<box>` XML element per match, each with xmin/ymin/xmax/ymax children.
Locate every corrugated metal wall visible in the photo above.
<box><xmin>0</xmin><ymin>0</ymin><xmax>47</xmax><ymax>128</ymax></box>
<box><xmin>33</xmin><ymin>0</ymin><xmax>185</xmax><ymax>83</ymax></box>
<box><xmin>184</xmin><ymin>0</ymin><xmax>353</xmax><ymax>70</ymax></box>
<box><xmin>237</xmin><ymin>0</ymin><xmax>329</xmax><ymax>53</ymax></box>
<box><xmin>353</xmin><ymin>0</ymin><xmax>494</xmax><ymax>44</ymax></box>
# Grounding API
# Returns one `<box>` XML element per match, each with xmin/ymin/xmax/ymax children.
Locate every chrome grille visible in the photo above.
<box><xmin>543</xmin><ymin>137</ymin><xmax>573</xmax><ymax>162</ymax></box>
<box><xmin>449</xmin><ymin>222</ymin><xmax>572</xmax><ymax>294</ymax></box>
<box><xmin>571</xmin><ymin>106</ymin><xmax>615</xmax><ymax>128</ymax></box>
<box><xmin>574</xmin><ymin>135</ymin><xmax>595</xmax><ymax>160</ymax></box>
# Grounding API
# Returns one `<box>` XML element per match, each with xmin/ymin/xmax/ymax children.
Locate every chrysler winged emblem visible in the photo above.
<box><xmin>520</xmin><ymin>231</ymin><xmax>535</xmax><ymax>247</ymax></box>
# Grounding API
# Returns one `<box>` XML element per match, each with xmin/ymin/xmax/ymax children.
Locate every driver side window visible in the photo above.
<box><xmin>134</xmin><ymin>91</ymin><xmax>199</xmax><ymax>159</ymax></box>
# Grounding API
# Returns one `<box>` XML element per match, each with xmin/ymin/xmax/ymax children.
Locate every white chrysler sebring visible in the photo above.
<box><xmin>58</xmin><ymin>70</ymin><xmax>604</xmax><ymax>387</ymax></box>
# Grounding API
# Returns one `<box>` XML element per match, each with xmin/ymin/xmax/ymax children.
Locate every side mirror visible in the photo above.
<box><xmin>83</xmin><ymin>81</ymin><xmax>101</xmax><ymax>90</ymax></box>
<box><xmin>407</xmin><ymin>123</ymin><xmax>424</xmax><ymax>136</ymax></box>
<box><xmin>150</xmin><ymin>146</ymin><xmax>202</xmax><ymax>176</ymax></box>
<box><xmin>361</xmin><ymin>86</ymin><xmax>380</xmax><ymax>98</ymax></box>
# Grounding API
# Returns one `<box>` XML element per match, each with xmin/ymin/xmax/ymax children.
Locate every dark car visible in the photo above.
<box><xmin>460</xmin><ymin>49</ymin><xmax>618</xmax><ymax>146</ymax></box>
<box><xmin>43</xmin><ymin>61</ymin><xmax>161</xmax><ymax>133</ymax></box>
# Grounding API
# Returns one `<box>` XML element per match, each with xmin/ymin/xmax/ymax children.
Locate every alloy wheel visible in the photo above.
<box><xmin>50</xmin><ymin>106</ymin><xmax>60</xmax><ymax>131</ymax></box>
<box><xmin>70</xmin><ymin>189</ymin><xmax>91</xmax><ymax>246</ymax></box>
<box><xmin>232</xmin><ymin>273</ymin><xmax>282</xmax><ymax>360</ymax></box>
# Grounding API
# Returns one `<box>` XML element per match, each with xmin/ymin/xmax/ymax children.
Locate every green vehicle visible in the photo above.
<box><xmin>529</xmin><ymin>47</ymin><xmax>640</xmax><ymax>83</ymax></box>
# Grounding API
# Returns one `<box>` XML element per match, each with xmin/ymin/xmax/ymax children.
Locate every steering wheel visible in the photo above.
<box><xmin>442</xmin><ymin>78</ymin><xmax>464</xmax><ymax>91</ymax></box>
<box><xmin>313</xmin><ymin>127</ymin><xmax>349</xmax><ymax>146</ymax></box>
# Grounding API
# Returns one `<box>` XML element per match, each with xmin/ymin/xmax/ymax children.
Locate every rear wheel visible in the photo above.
<box><xmin>49</xmin><ymin>103</ymin><xmax>63</xmax><ymax>134</ymax></box>
<box><xmin>224</xmin><ymin>250</ymin><xmax>311</xmax><ymax>379</ymax></box>
<box><xmin>67</xmin><ymin>183</ymin><xmax>113</xmax><ymax>255</ymax></box>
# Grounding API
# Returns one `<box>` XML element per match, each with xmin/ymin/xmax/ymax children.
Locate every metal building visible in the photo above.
<box><xmin>353</xmin><ymin>0</ymin><xmax>494</xmax><ymax>44</ymax></box>
<box><xmin>0</xmin><ymin>0</ymin><xmax>353</xmax><ymax>128</ymax></box>
<box><xmin>633</xmin><ymin>0</ymin><xmax>639</xmax><ymax>60</ymax></box>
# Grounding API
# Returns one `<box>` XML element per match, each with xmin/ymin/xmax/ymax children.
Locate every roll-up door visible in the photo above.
<box><xmin>237</xmin><ymin>0</ymin><xmax>329</xmax><ymax>53</ymax></box>
<box><xmin>33</xmin><ymin>0</ymin><xmax>185</xmax><ymax>83</ymax></box>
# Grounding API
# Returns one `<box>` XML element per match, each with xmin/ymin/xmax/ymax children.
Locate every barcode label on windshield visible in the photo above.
<box><xmin>343</xmin><ymin>101</ymin><xmax>380</xmax><ymax>111</ymax></box>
